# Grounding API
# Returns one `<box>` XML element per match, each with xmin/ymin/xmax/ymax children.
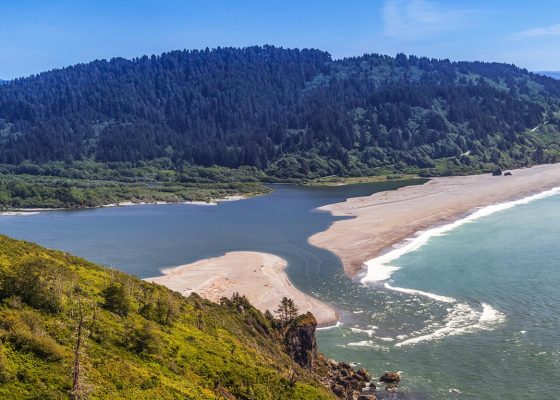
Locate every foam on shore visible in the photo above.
<box><xmin>384</xmin><ymin>283</ymin><xmax>455</xmax><ymax>303</ymax></box>
<box><xmin>317</xmin><ymin>321</ymin><xmax>344</xmax><ymax>331</ymax></box>
<box><xmin>0</xmin><ymin>211</ymin><xmax>40</xmax><ymax>216</ymax></box>
<box><xmin>359</xmin><ymin>187</ymin><xmax>560</xmax><ymax>346</ymax></box>
<box><xmin>361</xmin><ymin>186</ymin><xmax>560</xmax><ymax>284</ymax></box>
<box><xmin>395</xmin><ymin>302</ymin><xmax>505</xmax><ymax>347</ymax></box>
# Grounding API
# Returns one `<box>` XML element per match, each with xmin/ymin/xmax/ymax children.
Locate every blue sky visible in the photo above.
<box><xmin>2</xmin><ymin>0</ymin><xmax>560</xmax><ymax>79</ymax></box>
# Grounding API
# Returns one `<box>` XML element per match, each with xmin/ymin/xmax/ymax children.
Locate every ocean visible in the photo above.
<box><xmin>319</xmin><ymin>187</ymin><xmax>560</xmax><ymax>399</ymax></box>
<box><xmin>1</xmin><ymin>181</ymin><xmax>559</xmax><ymax>399</ymax></box>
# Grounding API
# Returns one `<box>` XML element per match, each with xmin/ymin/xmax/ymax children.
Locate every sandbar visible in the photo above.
<box><xmin>310</xmin><ymin>164</ymin><xmax>560</xmax><ymax>277</ymax></box>
<box><xmin>146</xmin><ymin>251</ymin><xmax>338</xmax><ymax>325</ymax></box>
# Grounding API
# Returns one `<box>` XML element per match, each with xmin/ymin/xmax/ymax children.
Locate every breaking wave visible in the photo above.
<box><xmin>361</xmin><ymin>186</ymin><xmax>560</xmax><ymax>284</ymax></box>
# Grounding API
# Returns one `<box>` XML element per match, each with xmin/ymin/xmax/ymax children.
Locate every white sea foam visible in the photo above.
<box><xmin>183</xmin><ymin>201</ymin><xmax>218</xmax><ymax>206</ymax></box>
<box><xmin>317</xmin><ymin>320</ymin><xmax>343</xmax><ymax>331</ymax></box>
<box><xmin>347</xmin><ymin>340</ymin><xmax>390</xmax><ymax>351</ymax></box>
<box><xmin>356</xmin><ymin>187</ymin><xmax>557</xmax><ymax>345</ymax></box>
<box><xmin>349</xmin><ymin>326</ymin><xmax>377</xmax><ymax>337</ymax></box>
<box><xmin>361</xmin><ymin>186</ymin><xmax>560</xmax><ymax>284</ymax></box>
<box><xmin>0</xmin><ymin>211</ymin><xmax>40</xmax><ymax>216</ymax></box>
<box><xmin>395</xmin><ymin>302</ymin><xmax>505</xmax><ymax>347</ymax></box>
<box><xmin>384</xmin><ymin>283</ymin><xmax>455</xmax><ymax>303</ymax></box>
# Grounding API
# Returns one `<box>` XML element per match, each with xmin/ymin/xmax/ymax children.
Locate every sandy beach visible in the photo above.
<box><xmin>310</xmin><ymin>164</ymin><xmax>560</xmax><ymax>278</ymax></box>
<box><xmin>146</xmin><ymin>251</ymin><xmax>338</xmax><ymax>325</ymax></box>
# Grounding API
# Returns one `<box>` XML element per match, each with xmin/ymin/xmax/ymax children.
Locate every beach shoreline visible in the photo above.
<box><xmin>309</xmin><ymin>164</ymin><xmax>560</xmax><ymax>278</ymax></box>
<box><xmin>145</xmin><ymin>251</ymin><xmax>339</xmax><ymax>326</ymax></box>
<box><xmin>0</xmin><ymin>195</ymin><xmax>249</xmax><ymax>215</ymax></box>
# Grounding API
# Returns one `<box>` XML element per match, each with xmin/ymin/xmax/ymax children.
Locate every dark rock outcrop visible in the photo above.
<box><xmin>283</xmin><ymin>313</ymin><xmax>377</xmax><ymax>399</ymax></box>
<box><xmin>284</xmin><ymin>312</ymin><xmax>318</xmax><ymax>370</ymax></box>
<box><xmin>379</xmin><ymin>371</ymin><xmax>401</xmax><ymax>383</ymax></box>
<box><xmin>356</xmin><ymin>368</ymin><xmax>371</xmax><ymax>382</ymax></box>
<box><xmin>492</xmin><ymin>167</ymin><xmax>503</xmax><ymax>176</ymax></box>
<box><xmin>326</xmin><ymin>360</ymin><xmax>375</xmax><ymax>399</ymax></box>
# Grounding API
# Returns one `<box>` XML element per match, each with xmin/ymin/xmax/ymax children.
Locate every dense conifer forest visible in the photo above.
<box><xmin>1</xmin><ymin>46</ymin><xmax>560</xmax><ymax>207</ymax></box>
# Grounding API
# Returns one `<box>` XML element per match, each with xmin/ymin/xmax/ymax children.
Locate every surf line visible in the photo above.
<box><xmin>360</xmin><ymin>186</ymin><xmax>560</xmax><ymax>345</ymax></box>
<box><xmin>361</xmin><ymin>186</ymin><xmax>560</xmax><ymax>284</ymax></box>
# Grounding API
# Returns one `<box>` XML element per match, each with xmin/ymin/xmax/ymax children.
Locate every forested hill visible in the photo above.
<box><xmin>1</xmin><ymin>46</ymin><xmax>560</xmax><ymax>178</ymax></box>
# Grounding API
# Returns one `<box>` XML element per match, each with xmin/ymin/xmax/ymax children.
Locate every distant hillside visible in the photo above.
<box><xmin>1</xmin><ymin>46</ymin><xmax>560</xmax><ymax>178</ymax></box>
<box><xmin>539</xmin><ymin>71</ymin><xmax>560</xmax><ymax>80</ymax></box>
<box><xmin>0</xmin><ymin>234</ymin><xmax>377</xmax><ymax>399</ymax></box>
<box><xmin>0</xmin><ymin>79</ymin><xmax>6</xmax><ymax>85</ymax></box>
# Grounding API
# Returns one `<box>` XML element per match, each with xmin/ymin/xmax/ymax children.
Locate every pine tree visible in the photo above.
<box><xmin>71</xmin><ymin>291</ymin><xmax>85</xmax><ymax>400</ymax></box>
<box><xmin>275</xmin><ymin>297</ymin><xmax>299</xmax><ymax>326</ymax></box>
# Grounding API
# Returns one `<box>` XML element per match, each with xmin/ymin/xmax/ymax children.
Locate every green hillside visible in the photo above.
<box><xmin>0</xmin><ymin>235</ymin><xmax>367</xmax><ymax>399</ymax></box>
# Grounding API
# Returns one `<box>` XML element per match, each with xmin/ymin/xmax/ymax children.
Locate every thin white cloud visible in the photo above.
<box><xmin>516</xmin><ymin>23</ymin><xmax>560</xmax><ymax>38</ymax></box>
<box><xmin>382</xmin><ymin>0</ymin><xmax>474</xmax><ymax>40</ymax></box>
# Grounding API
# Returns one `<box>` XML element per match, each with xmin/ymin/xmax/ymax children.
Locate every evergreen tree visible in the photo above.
<box><xmin>275</xmin><ymin>297</ymin><xmax>299</xmax><ymax>326</ymax></box>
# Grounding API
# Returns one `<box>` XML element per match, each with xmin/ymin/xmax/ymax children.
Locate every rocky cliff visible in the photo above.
<box><xmin>284</xmin><ymin>313</ymin><xmax>378</xmax><ymax>400</ymax></box>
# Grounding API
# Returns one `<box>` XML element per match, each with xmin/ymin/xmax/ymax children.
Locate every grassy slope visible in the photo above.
<box><xmin>0</xmin><ymin>162</ymin><xmax>271</xmax><ymax>209</ymax></box>
<box><xmin>0</xmin><ymin>235</ymin><xmax>334</xmax><ymax>399</ymax></box>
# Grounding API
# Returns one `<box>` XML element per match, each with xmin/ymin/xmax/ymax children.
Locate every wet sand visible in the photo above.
<box><xmin>309</xmin><ymin>164</ymin><xmax>560</xmax><ymax>277</ymax></box>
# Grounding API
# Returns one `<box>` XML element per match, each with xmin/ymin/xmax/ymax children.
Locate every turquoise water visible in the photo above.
<box><xmin>1</xmin><ymin>182</ymin><xmax>559</xmax><ymax>399</ymax></box>
<box><xmin>318</xmin><ymin>192</ymin><xmax>560</xmax><ymax>399</ymax></box>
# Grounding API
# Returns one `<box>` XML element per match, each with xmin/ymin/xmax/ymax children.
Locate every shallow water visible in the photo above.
<box><xmin>1</xmin><ymin>181</ymin><xmax>559</xmax><ymax>399</ymax></box>
<box><xmin>319</xmin><ymin>191</ymin><xmax>560</xmax><ymax>399</ymax></box>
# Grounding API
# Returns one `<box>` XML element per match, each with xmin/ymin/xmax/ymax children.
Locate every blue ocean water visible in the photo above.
<box><xmin>1</xmin><ymin>182</ymin><xmax>559</xmax><ymax>399</ymax></box>
<box><xmin>318</xmin><ymin>191</ymin><xmax>560</xmax><ymax>399</ymax></box>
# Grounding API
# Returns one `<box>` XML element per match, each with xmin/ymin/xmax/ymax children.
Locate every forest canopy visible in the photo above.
<box><xmin>1</xmin><ymin>45</ymin><xmax>560</xmax><ymax>179</ymax></box>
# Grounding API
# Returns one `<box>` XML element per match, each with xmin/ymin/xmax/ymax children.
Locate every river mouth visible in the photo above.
<box><xmin>2</xmin><ymin>179</ymin><xmax>559</xmax><ymax>399</ymax></box>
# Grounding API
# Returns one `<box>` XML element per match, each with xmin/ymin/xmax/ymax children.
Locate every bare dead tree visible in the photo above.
<box><xmin>71</xmin><ymin>292</ymin><xmax>85</xmax><ymax>400</ymax></box>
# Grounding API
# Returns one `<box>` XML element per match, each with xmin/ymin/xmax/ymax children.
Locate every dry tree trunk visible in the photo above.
<box><xmin>71</xmin><ymin>294</ymin><xmax>84</xmax><ymax>400</ymax></box>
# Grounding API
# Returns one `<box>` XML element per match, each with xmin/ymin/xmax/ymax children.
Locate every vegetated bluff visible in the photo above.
<box><xmin>0</xmin><ymin>235</ymin><xmax>378</xmax><ymax>399</ymax></box>
<box><xmin>1</xmin><ymin>46</ymin><xmax>560</xmax><ymax>178</ymax></box>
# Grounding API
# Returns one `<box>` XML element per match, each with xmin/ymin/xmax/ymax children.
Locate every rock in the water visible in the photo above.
<box><xmin>385</xmin><ymin>383</ymin><xmax>398</xmax><ymax>392</ymax></box>
<box><xmin>362</xmin><ymin>382</ymin><xmax>376</xmax><ymax>392</ymax></box>
<box><xmin>379</xmin><ymin>371</ymin><xmax>401</xmax><ymax>383</ymax></box>
<box><xmin>358</xmin><ymin>395</ymin><xmax>377</xmax><ymax>400</ymax></box>
<box><xmin>504</xmin><ymin>171</ymin><xmax>512</xmax><ymax>176</ymax></box>
<box><xmin>492</xmin><ymin>167</ymin><xmax>503</xmax><ymax>176</ymax></box>
<box><xmin>324</xmin><ymin>356</ymin><xmax>374</xmax><ymax>399</ymax></box>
